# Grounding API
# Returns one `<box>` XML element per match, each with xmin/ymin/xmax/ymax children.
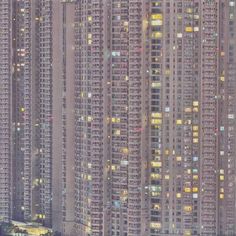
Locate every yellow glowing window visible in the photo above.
<box><xmin>151</xmin><ymin>173</ymin><xmax>161</xmax><ymax>179</ymax></box>
<box><xmin>185</xmin><ymin>27</ymin><xmax>193</xmax><ymax>32</ymax></box>
<box><xmin>193</xmin><ymin>107</ymin><xmax>198</xmax><ymax>112</ymax></box>
<box><xmin>151</xmin><ymin>20</ymin><xmax>163</xmax><ymax>26</ymax></box>
<box><xmin>154</xmin><ymin>149</ymin><xmax>161</xmax><ymax>155</ymax></box>
<box><xmin>88</xmin><ymin>33</ymin><xmax>92</xmax><ymax>39</ymax></box>
<box><xmin>152</xmin><ymin>32</ymin><xmax>162</xmax><ymax>38</ymax></box>
<box><xmin>184</xmin><ymin>206</ymin><xmax>192</xmax><ymax>212</ymax></box>
<box><xmin>87</xmin><ymin>116</ymin><xmax>92</xmax><ymax>122</ymax></box>
<box><xmin>194</xmin><ymin>27</ymin><xmax>199</xmax><ymax>32</ymax></box>
<box><xmin>150</xmin><ymin>222</ymin><xmax>161</xmax><ymax>229</ymax></box>
<box><xmin>151</xmin><ymin>82</ymin><xmax>161</xmax><ymax>88</ymax></box>
<box><xmin>152</xmin><ymin>113</ymin><xmax>162</xmax><ymax>118</ymax></box>
<box><xmin>124</xmin><ymin>21</ymin><xmax>128</xmax><ymax>27</ymax></box>
<box><xmin>192</xmin><ymin>187</ymin><xmax>198</xmax><ymax>192</ymax></box>
<box><xmin>186</xmin><ymin>8</ymin><xmax>193</xmax><ymax>13</ymax></box>
<box><xmin>193</xmin><ymin>126</ymin><xmax>198</xmax><ymax>131</ymax></box>
<box><xmin>220</xmin><ymin>175</ymin><xmax>224</xmax><ymax>181</ymax></box>
<box><xmin>20</xmin><ymin>107</ymin><xmax>25</xmax><ymax>112</ymax></box>
<box><xmin>187</xmin><ymin>169</ymin><xmax>191</xmax><ymax>174</ymax></box>
<box><xmin>151</xmin><ymin>14</ymin><xmax>163</xmax><ymax>20</ymax></box>
<box><xmin>184</xmin><ymin>187</ymin><xmax>191</xmax><ymax>193</ymax></box>
<box><xmin>220</xmin><ymin>188</ymin><xmax>224</xmax><ymax>193</ymax></box>
<box><xmin>151</xmin><ymin>119</ymin><xmax>162</xmax><ymax>125</ymax></box>
<box><xmin>153</xmin><ymin>204</ymin><xmax>160</xmax><ymax>210</ymax></box>
<box><xmin>176</xmin><ymin>193</ymin><xmax>181</xmax><ymax>198</ymax></box>
<box><xmin>111</xmin><ymin>165</ymin><xmax>116</xmax><ymax>171</ymax></box>
<box><xmin>164</xmin><ymin>175</ymin><xmax>169</xmax><ymax>180</ymax></box>
<box><xmin>165</xmin><ymin>149</ymin><xmax>169</xmax><ymax>155</ymax></box>
<box><xmin>176</xmin><ymin>156</ymin><xmax>182</xmax><ymax>161</ymax></box>
<box><xmin>220</xmin><ymin>76</ymin><xmax>225</xmax><ymax>81</ymax></box>
<box><xmin>151</xmin><ymin>161</ymin><xmax>162</xmax><ymax>167</ymax></box>
<box><xmin>122</xmin><ymin>148</ymin><xmax>129</xmax><ymax>154</ymax></box>
<box><xmin>151</xmin><ymin>192</ymin><xmax>160</xmax><ymax>197</ymax></box>
<box><xmin>193</xmin><ymin>132</ymin><xmax>198</xmax><ymax>137</ymax></box>
<box><xmin>193</xmin><ymin>101</ymin><xmax>199</xmax><ymax>106</ymax></box>
<box><xmin>114</xmin><ymin>129</ymin><xmax>120</xmax><ymax>136</ymax></box>
<box><xmin>220</xmin><ymin>194</ymin><xmax>224</xmax><ymax>199</ymax></box>
<box><xmin>88</xmin><ymin>16</ymin><xmax>92</xmax><ymax>22</ymax></box>
<box><xmin>176</xmin><ymin>119</ymin><xmax>182</xmax><ymax>125</ymax></box>
<box><xmin>193</xmin><ymin>138</ymin><xmax>199</xmax><ymax>143</ymax></box>
<box><xmin>193</xmin><ymin>175</ymin><xmax>198</xmax><ymax>180</ymax></box>
<box><xmin>221</xmin><ymin>51</ymin><xmax>225</xmax><ymax>56</ymax></box>
<box><xmin>165</xmin><ymin>70</ymin><xmax>170</xmax><ymax>75</ymax></box>
<box><xmin>88</xmin><ymin>40</ymin><xmax>92</xmax><ymax>45</ymax></box>
<box><xmin>87</xmin><ymin>175</ymin><xmax>92</xmax><ymax>181</ymax></box>
<box><xmin>112</xmin><ymin>117</ymin><xmax>120</xmax><ymax>123</ymax></box>
<box><xmin>184</xmin><ymin>230</ymin><xmax>192</xmax><ymax>236</ymax></box>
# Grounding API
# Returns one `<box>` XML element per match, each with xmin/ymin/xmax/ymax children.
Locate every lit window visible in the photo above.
<box><xmin>151</xmin><ymin>82</ymin><xmax>161</xmax><ymax>88</ymax></box>
<box><xmin>192</xmin><ymin>187</ymin><xmax>198</xmax><ymax>192</ymax></box>
<box><xmin>164</xmin><ymin>175</ymin><xmax>169</xmax><ymax>180</ymax></box>
<box><xmin>184</xmin><ymin>187</ymin><xmax>191</xmax><ymax>193</ymax></box>
<box><xmin>152</xmin><ymin>32</ymin><xmax>162</xmax><ymax>38</ymax></box>
<box><xmin>220</xmin><ymin>194</ymin><xmax>224</xmax><ymax>199</ymax></box>
<box><xmin>151</xmin><ymin>161</ymin><xmax>162</xmax><ymax>167</ymax></box>
<box><xmin>151</xmin><ymin>20</ymin><xmax>162</xmax><ymax>26</ymax></box>
<box><xmin>184</xmin><ymin>206</ymin><xmax>192</xmax><ymax>212</ymax></box>
<box><xmin>176</xmin><ymin>156</ymin><xmax>182</xmax><ymax>161</ymax></box>
<box><xmin>193</xmin><ymin>138</ymin><xmax>198</xmax><ymax>143</ymax></box>
<box><xmin>177</xmin><ymin>33</ymin><xmax>182</xmax><ymax>38</ymax></box>
<box><xmin>185</xmin><ymin>27</ymin><xmax>193</xmax><ymax>32</ymax></box>
<box><xmin>151</xmin><ymin>14</ymin><xmax>163</xmax><ymax>20</ymax></box>
<box><xmin>114</xmin><ymin>129</ymin><xmax>120</xmax><ymax>136</ymax></box>
<box><xmin>150</xmin><ymin>222</ymin><xmax>161</xmax><ymax>229</ymax></box>
<box><xmin>193</xmin><ymin>175</ymin><xmax>198</xmax><ymax>180</ymax></box>
<box><xmin>176</xmin><ymin>193</ymin><xmax>181</xmax><ymax>198</ymax></box>
<box><xmin>176</xmin><ymin>119</ymin><xmax>182</xmax><ymax>125</ymax></box>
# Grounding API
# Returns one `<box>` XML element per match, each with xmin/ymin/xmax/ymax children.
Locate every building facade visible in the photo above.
<box><xmin>0</xmin><ymin>0</ymin><xmax>12</xmax><ymax>223</ymax></box>
<box><xmin>11</xmin><ymin>0</ymin><xmax>53</xmax><ymax>227</ymax></box>
<box><xmin>0</xmin><ymin>1</ymin><xmax>236</xmax><ymax>236</ymax></box>
<box><xmin>73</xmin><ymin>0</ymin><xmax>236</xmax><ymax>236</ymax></box>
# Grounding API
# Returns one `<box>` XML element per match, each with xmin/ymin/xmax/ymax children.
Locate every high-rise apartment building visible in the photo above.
<box><xmin>218</xmin><ymin>0</ymin><xmax>236</xmax><ymax>235</ymax></box>
<box><xmin>52</xmin><ymin>0</ymin><xmax>76</xmax><ymax>235</ymax></box>
<box><xmin>149</xmin><ymin>1</ymin><xmax>201</xmax><ymax>235</ymax></box>
<box><xmin>11</xmin><ymin>0</ymin><xmax>53</xmax><ymax>227</ymax></box>
<box><xmin>73</xmin><ymin>0</ymin><xmax>236</xmax><ymax>236</ymax></box>
<box><xmin>0</xmin><ymin>0</ymin><xmax>76</xmax><ymax>233</ymax></box>
<box><xmin>0</xmin><ymin>1</ymin><xmax>236</xmax><ymax>236</ymax></box>
<box><xmin>0</xmin><ymin>0</ymin><xmax>12</xmax><ymax>223</ymax></box>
